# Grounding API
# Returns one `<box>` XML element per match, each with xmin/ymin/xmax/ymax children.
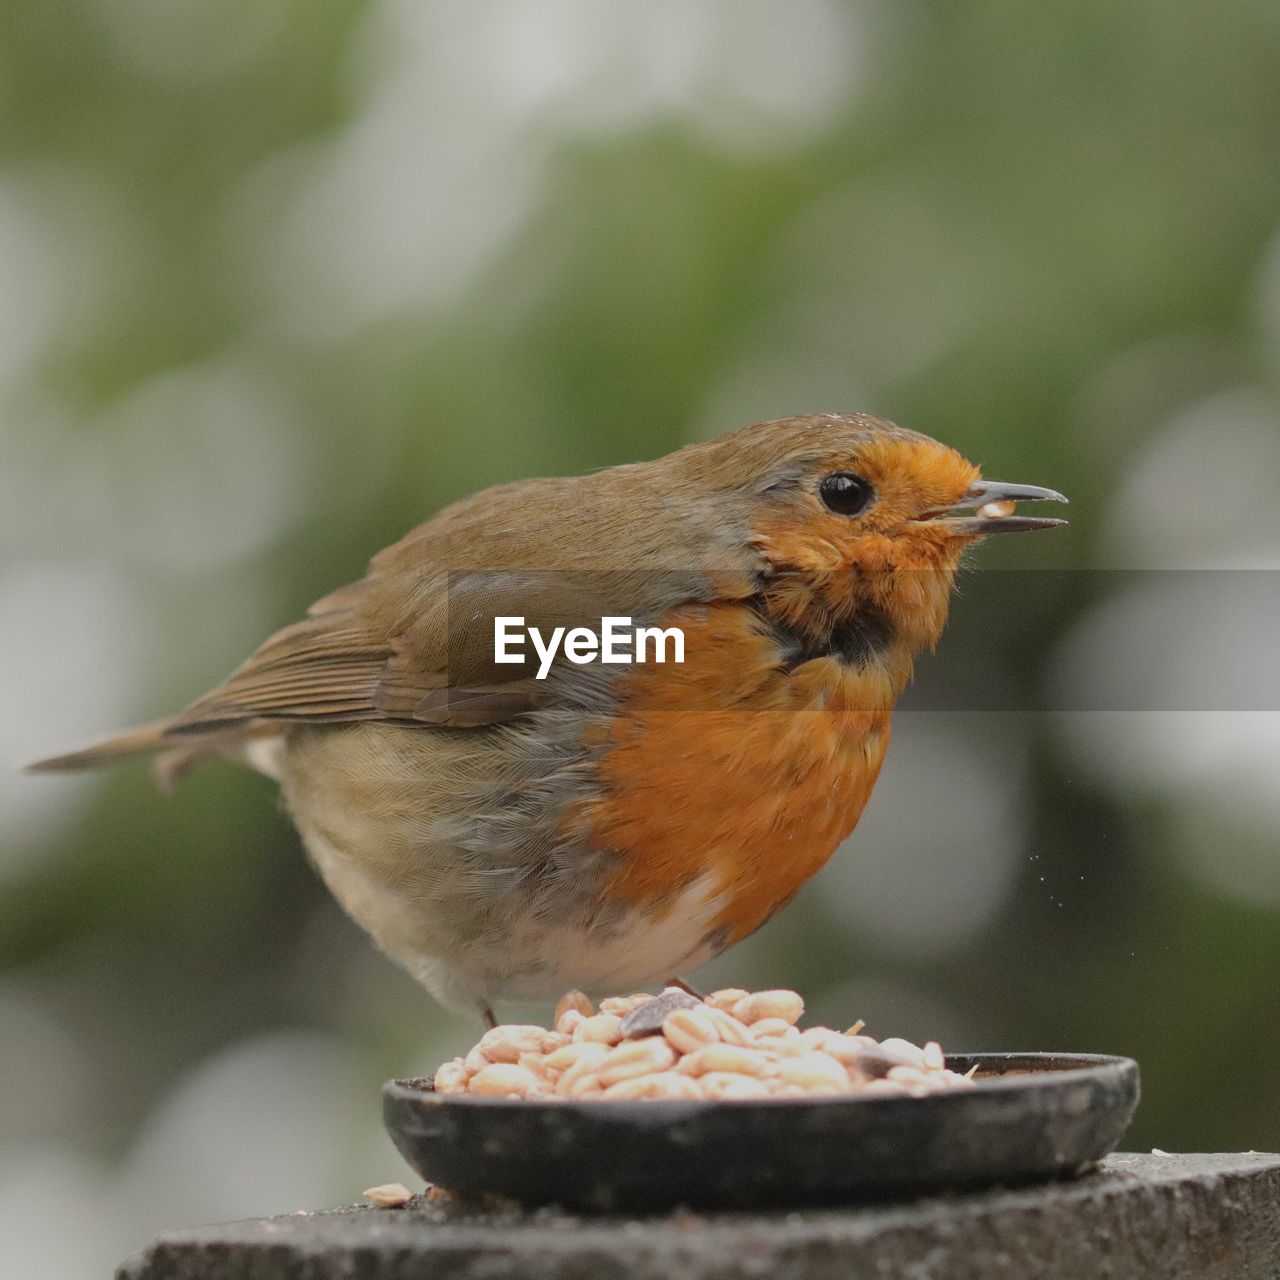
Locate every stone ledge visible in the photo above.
<box><xmin>117</xmin><ymin>1152</ymin><xmax>1280</xmax><ymax>1280</ymax></box>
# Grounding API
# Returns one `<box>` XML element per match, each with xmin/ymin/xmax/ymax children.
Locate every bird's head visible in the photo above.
<box><xmin>681</xmin><ymin>413</ymin><xmax>1067</xmax><ymax>655</ymax></box>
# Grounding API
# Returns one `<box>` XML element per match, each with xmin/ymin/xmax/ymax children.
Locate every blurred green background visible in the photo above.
<box><xmin>4</xmin><ymin>1</ymin><xmax>1280</xmax><ymax>1273</ymax></box>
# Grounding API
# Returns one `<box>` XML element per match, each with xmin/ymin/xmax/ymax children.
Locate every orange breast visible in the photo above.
<box><xmin>576</xmin><ymin>602</ymin><xmax>896</xmax><ymax>945</ymax></box>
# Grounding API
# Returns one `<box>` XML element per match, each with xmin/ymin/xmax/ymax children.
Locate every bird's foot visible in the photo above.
<box><xmin>667</xmin><ymin>975</ymin><xmax>706</xmax><ymax>999</ymax></box>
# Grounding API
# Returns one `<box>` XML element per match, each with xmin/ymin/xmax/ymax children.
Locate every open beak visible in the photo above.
<box><xmin>916</xmin><ymin>480</ymin><xmax>1069</xmax><ymax>535</ymax></box>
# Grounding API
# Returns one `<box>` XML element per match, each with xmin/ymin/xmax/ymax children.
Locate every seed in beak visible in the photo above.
<box><xmin>977</xmin><ymin>499</ymin><xmax>1017</xmax><ymax>520</ymax></box>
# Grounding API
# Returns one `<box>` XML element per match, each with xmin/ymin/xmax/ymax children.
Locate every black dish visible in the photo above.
<box><xmin>383</xmin><ymin>1052</ymin><xmax>1139</xmax><ymax>1212</ymax></box>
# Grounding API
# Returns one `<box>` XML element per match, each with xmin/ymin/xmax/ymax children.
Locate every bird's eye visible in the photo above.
<box><xmin>819</xmin><ymin>472</ymin><xmax>875</xmax><ymax>516</ymax></box>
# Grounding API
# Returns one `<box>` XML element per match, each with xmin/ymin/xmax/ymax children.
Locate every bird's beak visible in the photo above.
<box><xmin>915</xmin><ymin>479</ymin><xmax>1069</xmax><ymax>535</ymax></box>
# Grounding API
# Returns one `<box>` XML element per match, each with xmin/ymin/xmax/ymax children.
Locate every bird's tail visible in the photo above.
<box><xmin>24</xmin><ymin>719</ymin><xmax>280</xmax><ymax>790</ymax></box>
<box><xmin>26</xmin><ymin>720</ymin><xmax>176</xmax><ymax>774</ymax></box>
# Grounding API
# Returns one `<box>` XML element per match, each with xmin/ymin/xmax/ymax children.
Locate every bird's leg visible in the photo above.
<box><xmin>478</xmin><ymin>999</ymin><xmax>498</xmax><ymax>1030</ymax></box>
<box><xmin>667</xmin><ymin>976</ymin><xmax>706</xmax><ymax>999</ymax></box>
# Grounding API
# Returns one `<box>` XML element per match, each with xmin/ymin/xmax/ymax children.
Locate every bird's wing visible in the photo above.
<box><xmin>165</xmin><ymin>567</ymin><xmax>638</xmax><ymax>735</ymax></box>
<box><xmin>164</xmin><ymin>465</ymin><xmax>763</xmax><ymax>737</ymax></box>
<box><xmin>163</xmin><ymin>611</ymin><xmax>399</xmax><ymax>734</ymax></box>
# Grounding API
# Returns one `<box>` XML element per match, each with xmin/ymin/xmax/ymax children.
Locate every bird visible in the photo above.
<box><xmin>29</xmin><ymin>413</ymin><xmax>1066</xmax><ymax>1026</ymax></box>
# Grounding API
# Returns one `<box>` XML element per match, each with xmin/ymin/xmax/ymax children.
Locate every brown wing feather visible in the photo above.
<box><xmin>165</xmin><ymin>615</ymin><xmax>394</xmax><ymax>735</ymax></box>
<box><xmin>162</xmin><ymin>570</ymin><xmax>575</xmax><ymax>736</ymax></box>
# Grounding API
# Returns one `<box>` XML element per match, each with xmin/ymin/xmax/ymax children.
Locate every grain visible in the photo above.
<box><xmin>574</xmin><ymin>1014</ymin><xmax>625</xmax><ymax>1045</ymax></box>
<box><xmin>554</xmin><ymin>990</ymin><xmax>594</xmax><ymax>1023</ymax></box>
<box><xmin>364</xmin><ymin>1183</ymin><xmax>413</xmax><ymax>1208</ymax></box>
<box><xmin>698</xmin><ymin>1071</ymin><xmax>770</xmax><ymax>1100</ymax></box>
<box><xmin>662</xmin><ymin>1007</ymin><xmax>721</xmax><ymax>1053</ymax></box>
<box><xmin>432</xmin><ymin>1059</ymin><xmax>468</xmax><ymax>1095</ymax></box>
<box><xmin>597</xmin><ymin>1038</ymin><xmax>678</xmax><ymax>1086</ymax></box>
<box><xmin>705</xmin><ymin>988</ymin><xmax>750</xmax><ymax>1011</ymax></box>
<box><xmin>469</xmin><ymin>1063</ymin><xmax>544</xmax><ymax>1097</ymax></box>
<box><xmin>602</xmin><ymin>1071</ymin><xmax>702</xmax><ymax>1100</ymax></box>
<box><xmin>677</xmin><ymin>1043</ymin><xmax>771</xmax><ymax>1077</ymax></box>
<box><xmin>731</xmin><ymin>989</ymin><xmax>804</xmax><ymax>1026</ymax></box>
<box><xmin>774</xmin><ymin>1051</ymin><xmax>849</xmax><ymax>1093</ymax></box>
<box><xmin>979</xmin><ymin>498</ymin><xmax>1018</xmax><ymax>519</ymax></box>
<box><xmin>478</xmin><ymin>1024</ymin><xmax>546</xmax><ymax>1063</ymax></box>
<box><xmin>430</xmin><ymin>986</ymin><xmax>975</xmax><ymax>1102</ymax></box>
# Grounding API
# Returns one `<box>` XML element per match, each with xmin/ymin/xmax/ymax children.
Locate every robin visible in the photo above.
<box><xmin>30</xmin><ymin>413</ymin><xmax>1066</xmax><ymax>1026</ymax></box>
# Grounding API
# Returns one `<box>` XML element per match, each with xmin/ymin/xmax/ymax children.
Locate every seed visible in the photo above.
<box><xmin>597</xmin><ymin>1038</ymin><xmax>678</xmax><ymax>1086</ymax></box>
<box><xmin>749</xmin><ymin>1038</ymin><xmax>788</xmax><ymax>1062</ymax></box>
<box><xmin>554</xmin><ymin>990</ymin><xmax>594</xmax><ymax>1024</ymax></box>
<box><xmin>574</xmin><ymin>1014</ymin><xmax>624</xmax><ymax>1045</ymax></box>
<box><xmin>822</xmin><ymin>1034</ymin><xmax>872</xmax><ymax>1065</ymax></box>
<box><xmin>620</xmin><ymin>990</ymin><xmax>702</xmax><ymax>1039</ymax></box>
<box><xmin>478</xmin><ymin>1024</ymin><xmax>546</xmax><ymax>1064</ymax></box>
<box><xmin>774</xmin><ymin>1051</ymin><xmax>848</xmax><ymax>1093</ymax></box>
<box><xmin>469</xmin><ymin>1063</ymin><xmax>542</xmax><ymax>1097</ymax></box>
<box><xmin>849</xmin><ymin>1048</ymin><xmax>900</xmax><ymax>1077</ymax></box>
<box><xmin>887</xmin><ymin>1065</ymin><xmax>932</xmax><ymax>1087</ymax></box>
<box><xmin>879</xmin><ymin>1037</ymin><xmax>927</xmax><ymax>1068</ymax></box>
<box><xmin>749</xmin><ymin>1018</ymin><xmax>799</xmax><ymax>1039</ymax></box>
<box><xmin>731</xmin><ymin>990</ymin><xmax>804</xmax><ymax>1026</ymax></box>
<box><xmin>767</xmin><ymin>1033</ymin><xmax>831</xmax><ymax>1059</ymax></box>
<box><xmin>795</xmin><ymin>1026</ymin><xmax>837</xmax><ymax>1051</ymax></box>
<box><xmin>662</xmin><ymin>1007</ymin><xmax>721</xmax><ymax>1053</ymax></box>
<box><xmin>853</xmin><ymin>1054</ymin><xmax>897</xmax><ymax>1083</ymax></box>
<box><xmin>543</xmin><ymin>1041</ymin><xmax>599</xmax><ymax>1073</ymax></box>
<box><xmin>517</xmin><ymin>1052</ymin><xmax>551</xmax><ymax>1079</ymax></box>
<box><xmin>705</xmin><ymin>988</ymin><xmax>750</xmax><ymax>1011</ymax></box>
<box><xmin>698</xmin><ymin>1071</ymin><xmax>771</xmax><ymax>1100</ymax></box>
<box><xmin>702</xmin><ymin>1007</ymin><xmax>755</xmax><ymax>1046</ymax></box>
<box><xmin>554</xmin><ymin>1043</ymin><xmax>610</xmax><ymax>1095</ymax></box>
<box><xmin>750</xmin><ymin>1039</ymin><xmax>795</xmax><ymax>1064</ymax></box>
<box><xmin>364</xmin><ymin>1183</ymin><xmax>413</xmax><ymax>1208</ymax></box>
<box><xmin>433</xmin><ymin>1059</ymin><xmax>468</xmax><ymax>1095</ymax></box>
<box><xmin>677</xmin><ymin>1043</ymin><xmax>771</xmax><ymax>1077</ymax></box>
<box><xmin>556</xmin><ymin>1009</ymin><xmax>586</xmax><ymax>1036</ymax></box>
<box><xmin>602</xmin><ymin>1071</ymin><xmax>702</xmax><ymax>1100</ymax></box>
<box><xmin>599</xmin><ymin>993</ymin><xmax>655</xmax><ymax>1016</ymax></box>
<box><xmin>979</xmin><ymin>498</ymin><xmax>1017</xmax><ymax>519</ymax></box>
<box><xmin>433</xmin><ymin>986</ymin><xmax>962</xmax><ymax>1104</ymax></box>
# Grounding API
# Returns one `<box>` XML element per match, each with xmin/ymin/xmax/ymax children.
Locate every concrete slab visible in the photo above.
<box><xmin>117</xmin><ymin>1152</ymin><xmax>1280</xmax><ymax>1280</ymax></box>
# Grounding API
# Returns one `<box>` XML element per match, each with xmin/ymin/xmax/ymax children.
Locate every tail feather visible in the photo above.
<box><xmin>27</xmin><ymin>719</ymin><xmax>285</xmax><ymax>789</ymax></box>
<box><xmin>25</xmin><ymin>721</ymin><xmax>176</xmax><ymax>773</ymax></box>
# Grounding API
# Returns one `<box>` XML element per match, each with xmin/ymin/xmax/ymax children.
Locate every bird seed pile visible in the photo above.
<box><xmin>433</xmin><ymin>987</ymin><xmax>977</xmax><ymax>1101</ymax></box>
